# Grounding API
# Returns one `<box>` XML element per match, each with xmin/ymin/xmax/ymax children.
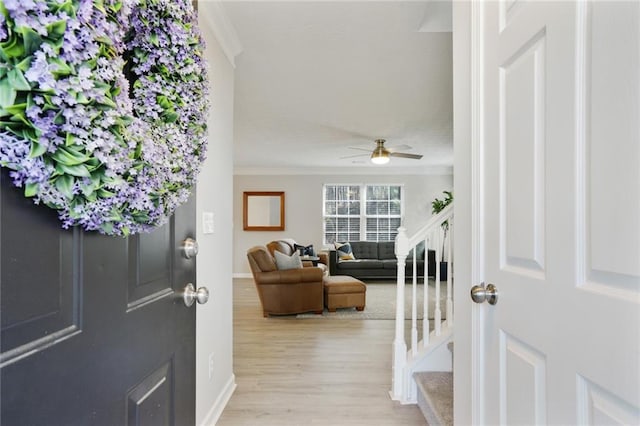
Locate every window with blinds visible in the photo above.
<box><xmin>365</xmin><ymin>185</ymin><xmax>402</xmax><ymax>241</ymax></box>
<box><xmin>323</xmin><ymin>185</ymin><xmax>361</xmax><ymax>244</ymax></box>
<box><xmin>323</xmin><ymin>184</ymin><xmax>403</xmax><ymax>244</ymax></box>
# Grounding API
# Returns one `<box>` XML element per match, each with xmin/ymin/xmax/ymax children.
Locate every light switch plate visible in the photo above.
<box><xmin>202</xmin><ymin>212</ymin><xmax>214</xmax><ymax>234</ymax></box>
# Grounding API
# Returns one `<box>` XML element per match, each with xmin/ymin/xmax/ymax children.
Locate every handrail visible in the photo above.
<box><xmin>390</xmin><ymin>204</ymin><xmax>454</xmax><ymax>403</ymax></box>
<box><xmin>405</xmin><ymin>203</ymin><xmax>453</xmax><ymax>251</ymax></box>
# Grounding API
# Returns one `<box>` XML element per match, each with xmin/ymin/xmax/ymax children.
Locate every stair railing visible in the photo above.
<box><xmin>391</xmin><ymin>203</ymin><xmax>454</xmax><ymax>402</ymax></box>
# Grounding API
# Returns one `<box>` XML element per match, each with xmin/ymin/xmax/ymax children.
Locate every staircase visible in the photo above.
<box><xmin>414</xmin><ymin>342</ymin><xmax>454</xmax><ymax>425</ymax></box>
<box><xmin>415</xmin><ymin>371</ymin><xmax>453</xmax><ymax>425</ymax></box>
<box><xmin>389</xmin><ymin>204</ymin><xmax>454</xmax><ymax>424</ymax></box>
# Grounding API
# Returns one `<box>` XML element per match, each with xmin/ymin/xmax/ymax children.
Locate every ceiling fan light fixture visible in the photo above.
<box><xmin>371</xmin><ymin>141</ymin><xmax>390</xmax><ymax>164</ymax></box>
<box><xmin>371</xmin><ymin>152</ymin><xmax>390</xmax><ymax>164</ymax></box>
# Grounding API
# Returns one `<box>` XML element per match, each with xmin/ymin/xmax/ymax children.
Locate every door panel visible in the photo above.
<box><xmin>500</xmin><ymin>331</ymin><xmax>547</xmax><ymax>425</ymax></box>
<box><xmin>580</xmin><ymin>1</ymin><xmax>640</xmax><ymax>289</ymax></box>
<box><xmin>477</xmin><ymin>1</ymin><xmax>639</xmax><ymax>424</ymax></box>
<box><xmin>126</xmin><ymin>361</ymin><xmax>175</xmax><ymax>426</ymax></box>
<box><xmin>0</xmin><ymin>166</ymin><xmax>197</xmax><ymax>424</ymax></box>
<box><xmin>500</xmin><ymin>28</ymin><xmax>546</xmax><ymax>276</ymax></box>
<box><xmin>578</xmin><ymin>376</ymin><xmax>640</xmax><ymax>425</ymax></box>
<box><xmin>127</xmin><ymin>223</ymin><xmax>174</xmax><ymax>311</ymax></box>
<box><xmin>0</xmin><ymin>171</ymin><xmax>82</xmax><ymax>367</ymax></box>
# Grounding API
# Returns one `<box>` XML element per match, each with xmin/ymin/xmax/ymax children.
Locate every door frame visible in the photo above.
<box><xmin>452</xmin><ymin>1</ymin><xmax>484</xmax><ymax>425</ymax></box>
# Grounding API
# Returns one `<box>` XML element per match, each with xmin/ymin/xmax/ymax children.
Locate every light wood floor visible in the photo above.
<box><xmin>217</xmin><ymin>278</ymin><xmax>427</xmax><ymax>426</ymax></box>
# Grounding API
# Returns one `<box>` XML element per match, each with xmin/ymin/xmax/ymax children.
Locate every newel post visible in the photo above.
<box><xmin>391</xmin><ymin>227</ymin><xmax>409</xmax><ymax>399</ymax></box>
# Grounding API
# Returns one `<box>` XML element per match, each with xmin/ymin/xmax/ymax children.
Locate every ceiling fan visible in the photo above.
<box><xmin>344</xmin><ymin>139</ymin><xmax>423</xmax><ymax>164</ymax></box>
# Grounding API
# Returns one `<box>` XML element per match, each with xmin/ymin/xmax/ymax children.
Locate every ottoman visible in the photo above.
<box><xmin>323</xmin><ymin>275</ymin><xmax>366</xmax><ymax>312</ymax></box>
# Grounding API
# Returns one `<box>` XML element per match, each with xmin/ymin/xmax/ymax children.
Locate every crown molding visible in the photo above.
<box><xmin>198</xmin><ymin>1</ymin><xmax>243</xmax><ymax>68</ymax></box>
<box><xmin>233</xmin><ymin>165</ymin><xmax>453</xmax><ymax>176</ymax></box>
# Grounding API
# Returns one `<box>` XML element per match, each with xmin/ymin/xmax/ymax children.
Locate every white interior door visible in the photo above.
<box><xmin>474</xmin><ymin>1</ymin><xmax>640</xmax><ymax>424</ymax></box>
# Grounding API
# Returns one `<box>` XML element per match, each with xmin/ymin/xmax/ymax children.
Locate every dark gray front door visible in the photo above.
<box><xmin>0</xmin><ymin>169</ymin><xmax>197</xmax><ymax>425</ymax></box>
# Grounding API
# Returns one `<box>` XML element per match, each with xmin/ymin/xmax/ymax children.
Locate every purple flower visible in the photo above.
<box><xmin>0</xmin><ymin>13</ymin><xmax>7</xmax><ymax>41</ymax></box>
<box><xmin>0</xmin><ymin>0</ymin><xmax>209</xmax><ymax>236</ymax></box>
<box><xmin>4</xmin><ymin>0</ymin><xmax>52</xmax><ymax>36</ymax></box>
<box><xmin>25</xmin><ymin>51</ymin><xmax>58</xmax><ymax>90</ymax></box>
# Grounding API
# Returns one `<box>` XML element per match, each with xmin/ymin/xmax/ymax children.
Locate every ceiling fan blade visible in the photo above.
<box><xmin>390</xmin><ymin>152</ymin><xmax>423</xmax><ymax>160</ymax></box>
<box><xmin>386</xmin><ymin>144</ymin><xmax>412</xmax><ymax>153</ymax></box>
<box><xmin>347</xmin><ymin>146</ymin><xmax>374</xmax><ymax>152</ymax></box>
<box><xmin>340</xmin><ymin>153</ymin><xmax>369</xmax><ymax>159</ymax></box>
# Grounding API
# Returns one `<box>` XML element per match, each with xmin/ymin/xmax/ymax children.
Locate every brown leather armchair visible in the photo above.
<box><xmin>246</xmin><ymin>246</ymin><xmax>324</xmax><ymax>317</ymax></box>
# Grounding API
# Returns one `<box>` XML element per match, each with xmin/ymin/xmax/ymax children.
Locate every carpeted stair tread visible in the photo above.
<box><xmin>414</xmin><ymin>371</ymin><xmax>453</xmax><ymax>426</ymax></box>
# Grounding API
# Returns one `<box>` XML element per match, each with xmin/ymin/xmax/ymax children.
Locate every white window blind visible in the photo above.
<box><xmin>323</xmin><ymin>185</ymin><xmax>361</xmax><ymax>244</ymax></box>
<box><xmin>365</xmin><ymin>185</ymin><xmax>402</xmax><ymax>241</ymax></box>
<box><xmin>323</xmin><ymin>184</ymin><xmax>403</xmax><ymax>244</ymax></box>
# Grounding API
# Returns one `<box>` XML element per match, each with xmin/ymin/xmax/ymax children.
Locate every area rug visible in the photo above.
<box><xmin>297</xmin><ymin>279</ymin><xmax>450</xmax><ymax>320</ymax></box>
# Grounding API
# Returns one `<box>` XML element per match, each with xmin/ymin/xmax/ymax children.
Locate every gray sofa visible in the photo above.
<box><xmin>328</xmin><ymin>241</ymin><xmax>436</xmax><ymax>280</ymax></box>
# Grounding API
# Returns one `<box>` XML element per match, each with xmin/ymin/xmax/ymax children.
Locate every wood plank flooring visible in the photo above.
<box><xmin>217</xmin><ymin>278</ymin><xmax>427</xmax><ymax>426</ymax></box>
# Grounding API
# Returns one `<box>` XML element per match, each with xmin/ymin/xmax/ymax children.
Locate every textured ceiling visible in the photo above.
<box><xmin>221</xmin><ymin>1</ymin><xmax>453</xmax><ymax>174</ymax></box>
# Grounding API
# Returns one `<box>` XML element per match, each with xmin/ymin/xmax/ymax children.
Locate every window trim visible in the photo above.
<box><xmin>322</xmin><ymin>183</ymin><xmax>404</xmax><ymax>245</ymax></box>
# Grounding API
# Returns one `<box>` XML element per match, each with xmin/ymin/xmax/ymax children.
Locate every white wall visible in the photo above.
<box><xmin>233</xmin><ymin>173</ymin><xmax>453</xmax><ymax>276</ymax></box>
<box><xmin>195</xmin><ymin>8</ymin><xmax>236</xmax><ymax>425</ymax></box>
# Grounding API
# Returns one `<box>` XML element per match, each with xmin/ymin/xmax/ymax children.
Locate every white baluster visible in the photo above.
<box><xmin>391</xmin><ymin>227</ymin><xmax>409</xmax><ymax>399</ymax></box>
<box><xmin>423</xmin><ymin>235</ymin><xmax>430</xmax><ymax>347</ymax></box>
<box><xmin>434</xmin><ymin>228</ymin><xmax>442</xmax><ymax>336</ymax></box>
<box><xmin>411</xmin><ymin>249</ymin><xmax>418</xmax><ymax>356</ymax></box>
<box><xmin>446</xmin><ymin>217</ymin><xmax>454</xmax><ymax>328</ymax></box>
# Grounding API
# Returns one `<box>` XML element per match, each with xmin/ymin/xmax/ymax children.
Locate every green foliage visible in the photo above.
<box><xmin>0</xmin><ymin>0</ymin><xmax>209</xmax><ymax>236</ymax></box>
<box><xmin>431</xmin><ymin>190</ymin><xmax>453</xmax><ymax>215</ymax></box>
<box><xmin>431</xmin><ymin>191</ymin><xmax>453</xmax><ymax>260</ymax></box>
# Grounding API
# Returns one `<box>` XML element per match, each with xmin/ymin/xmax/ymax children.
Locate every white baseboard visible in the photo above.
<box><xmin>199</xmin><ymin>374</ymin><xmax>237</xmax><ymax>426</ymax></box>
<box><xmin>233</xmin><ymin>273</ymin><xmax>252</xmax><ymax>279</ymax></box>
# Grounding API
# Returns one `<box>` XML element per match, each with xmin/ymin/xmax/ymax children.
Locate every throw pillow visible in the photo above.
<box><xmin>274</xmin><ymin>250</ymin><xmax>304</xmax><ymax>270</ymax></box>
<box><xmin>294</xmin><ymin>243</ymin><xmax>315</xmax><ymax>256</ymax></box>
<box><xmin>334</xmin><ymin>242</ymin><xmax>356</xmax><ymax>260</ymax></box>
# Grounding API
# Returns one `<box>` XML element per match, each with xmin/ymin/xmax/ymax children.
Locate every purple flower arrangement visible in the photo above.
<box><xmin>0</xmin><ymin>0</ymin><xmax>209</xmax><ymax>235</ymax></box>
